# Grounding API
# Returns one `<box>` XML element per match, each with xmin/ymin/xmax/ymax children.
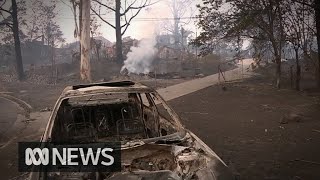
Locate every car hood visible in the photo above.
<box><xmin>106</xmin><ymin>170</ymin><xmax>181</xmax><ymax>180</ymax></box>
<box><xmin>45</xmin><ymin>131</ymin><xmax>234</xmax><ymax>180</ymax></box>
<box><xmin>117</xmin><ymin>141</ymin><xmax>234</xmax><ymax>180</ymax></box>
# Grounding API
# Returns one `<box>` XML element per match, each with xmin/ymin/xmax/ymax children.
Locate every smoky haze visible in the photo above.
<box><xmin>121</xmin><ymin>35</ymin><xmax>158</xmax><ymax>74</ymax></box>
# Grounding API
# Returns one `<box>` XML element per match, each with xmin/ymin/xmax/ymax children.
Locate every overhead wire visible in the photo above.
<box><xmin>55</xmin><ymin>15</ymin><xmax>201</xmax><ymax>21</ymax></box>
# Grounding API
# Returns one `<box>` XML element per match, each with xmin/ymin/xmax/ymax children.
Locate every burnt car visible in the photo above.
<box><xmin>30</xmin><ymin>81</ymin><xmax>234</xmax><ymax>180</ymax></box>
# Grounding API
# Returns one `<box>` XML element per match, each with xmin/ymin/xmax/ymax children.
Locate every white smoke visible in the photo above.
<box><xmin>121</xmin><ymin>36</ymin><xmax>157</xmax><ymax>74</ymax></box>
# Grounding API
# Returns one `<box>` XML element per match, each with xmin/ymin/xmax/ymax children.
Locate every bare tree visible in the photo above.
<box><xmin>283</xmin><ymin>0</ymin><xmax>315</xmax><ymax>90</ymax></box>
<box><xmin>163</xmin><ymin>0</ymin><xmax>193</xmax><ymax>47</ymax></box>
<box><xmin>293</xmin><ymin>0</ymin><xmax>320</xmax><ymax>87</ymax></box>
<box><xmin>91</xmin><ymin>0</ymin><xmax>156</xmax><ymax>64</ymax></box>
<box><xmin>24</xmin><ymin>0</ymin><xmax>65</xmax><ymax>79</ymax></box>
<box><xmin>90</xmin><ymin>16</ymin><xmax>102</xmax><ymax>61</ymax></box>
<box><xmin>0</xmin><ymin>0</ymin><xmax>24</xmax><ymax>80</ymax></box>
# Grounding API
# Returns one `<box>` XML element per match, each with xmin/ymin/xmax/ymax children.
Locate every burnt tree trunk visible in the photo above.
<box><xmin>275</xmin><ymin>57</ymin><xmax>281</xmax><ymax>89</ymax></box>
<box><xmin>96</xmin><ymin>42</ymin><xmax>101</xmax><ymax>61</ymax></box>
<box><xmin>51</xmin><ymin>38</ymin><xmax>55</xmax><ymax>79</ymax></box>
<box><xmin>12</xmin><ymin>0</ymin><xmax>24</xmax><ymax>80</ymax></box>
<box><xmin>115</xmin><ymin>0</ymin><xmax>123</xmax><ymax>64</ymax></box>
<box><xmin>173</xmin><ymin>0</ymin><xmax>179</xmax><ymax>47</ymax></box>
<box><xmin>273</xmin><ymin>42</ymin><xmax>281</xmax><ymax>88</ymax></box>
<box><xmin>295</xmin><ymin>48</ymin><xmax>301</xmax><ymax>91</ymax></box>
<box><xmin>315</xmin><ymin>0</ymin><xmax>320</xmax><ymax>87</ymax></box>
<box><xmin>290</xmin><ymin>65</ymin><xmax>293</xmax><ymax>88</ymax></box>
<box><xmin>80</xmin><ymin>0</ymin><xmax>91</xmax><ymax>82</ymax></box>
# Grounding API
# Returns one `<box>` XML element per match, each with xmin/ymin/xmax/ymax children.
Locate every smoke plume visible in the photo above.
<box><xmin>121</xmin><ymin>36</ymin><xmax>157</xmax><ymax>74</ymax></box>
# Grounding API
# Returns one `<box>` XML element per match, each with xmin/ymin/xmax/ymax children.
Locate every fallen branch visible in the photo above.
<box><xmin>183</xmin><ymin>112</ymin><xmax>209</xmax><ymax>115</ymax></box>
<box><xmin>294</xmin><ymin>159</ymin><xmax>320</xmax><ymax>165</ymax></box>
<box><xmin>312</xmin><ymin>129</ymin><xmax>320</xmax><ymax>133</ymax></box>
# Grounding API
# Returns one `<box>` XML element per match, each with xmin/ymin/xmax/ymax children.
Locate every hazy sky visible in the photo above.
<box><xmin>56</xmin><ymin>0</ymin><xmax>200</xmax><ymax>43</ymax></box>
<box><xmin>1</xmin><ymin>0</ymin><xmax>249</xmax><ymax>48</ymax></box>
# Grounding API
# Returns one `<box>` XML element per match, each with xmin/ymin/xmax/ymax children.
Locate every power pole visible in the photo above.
<box><xmin>80</xmin><ymin>0</ymin><xmax>91</xmax><ymax>82</ymax></box>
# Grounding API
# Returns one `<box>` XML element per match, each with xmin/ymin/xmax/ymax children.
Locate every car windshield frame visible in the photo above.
<box><xmin>45</xmin><ymin>90</ymin><xmax>185</xmax><ymax>145</ymax></box>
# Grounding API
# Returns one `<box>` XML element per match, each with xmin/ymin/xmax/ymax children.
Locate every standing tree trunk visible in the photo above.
<box><xmin>79</xmin><ymin>0</ymin><xmax>83</xmax><ymax>54</ymax></box>
<box><xmin>115</xmin><ymin>0</ymin><xmax>123</xmax><ymax>64</ymax></box>
<box><xmin>80</xmin><ymin>0</ymin><xmax>91</xmax><ymax>82</ymax></box>
<box><xmin>274</xmin><ymin>1</ymin><xmax>283</xmax><ymax>89</ymax></box>
<box><xmin>92</xmin><ymin>0</ymin><xmax>151</xmax><ymax>65</ymax></box>
<box><xmin>294</xmin><ymin>48</ymin><xmax>301</xmax><ymax>91</ymax></box>
<box><xmin>290</xmin><ymin>65</ymin><xmax>293</xmax><ymax>88</ymax></box>
<box><xmin>273</xmin><ymin>40</ymin><xmax>281</xmax><ymax>89</ymax></box>
<box><xmin>173</xmin><ymin>0</ymin><xmax>179</xmax><ymax>47</ymax></box>
<box><xmin>275</xmin><ymin>57</ymin><xmax>281</xmax><ymax>89</ymax></box>
<box><xmin>96</xmin><ymin>41</ymin><xmax>101</xmax><ymax>61</ymax></box>
<box><xmin>11</xmin><ymin>0</ymin><xmax>24</xmax><ymax>80</ymax></box>
<box><xmin>315</xmin><ymin>0</ymin><xmax>320</xmax><ymax>87</ymax></box>
<box><xmin>51</xmin><ymin>38</ymin><xmax>55</xmax><ymax>79</ymax></box>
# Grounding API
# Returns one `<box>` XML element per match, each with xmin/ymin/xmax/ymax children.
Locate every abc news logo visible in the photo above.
<box><xmin>18</xmin><ymin>142</ymin><xmax>121</xmax><ymax>172</ymax></box>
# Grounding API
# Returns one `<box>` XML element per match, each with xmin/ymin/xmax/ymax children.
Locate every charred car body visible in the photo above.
<box><xmin>30</xmin><ymin>81</ymin><xmax>234</xmax><ymax>180</ymax></box>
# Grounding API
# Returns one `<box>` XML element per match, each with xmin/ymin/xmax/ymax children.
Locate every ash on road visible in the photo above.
<box><xmin>169</xmin><ymin>77</ymin><xmax>320</xmax><ymax>180</ymax></box>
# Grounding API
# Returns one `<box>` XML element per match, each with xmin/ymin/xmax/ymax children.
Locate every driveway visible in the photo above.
<box><xmin>0</xmin><ymin>97</ymin><xmax>19</xmax><ymax>144</ymax></box>
<box><xmin>158</xmin><ymin>59</ymin><xmax>253</xmax><ymax>101</ymax></box>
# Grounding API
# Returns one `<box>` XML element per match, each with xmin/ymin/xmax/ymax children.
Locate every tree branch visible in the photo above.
<box><xmin>121</xmin><ymin>10</ymin><xmax>129</xmax><ymax>29</ymax></box>
<box><xmin>0</xmin><ymin>6</ymin><xmax>12</xmax><ymax>15</ymax></box>
<box><xmin>0</xmin><ymin>0</ymin><xmax>7</xmax><ymax>8</ymax></box>
<box><xmin>121</xmin><ymin>5</ymin><xmax>144</xmax><ymax>36</ymax></box>
<box><xmin>92</xmin><ymin>0</ymin><xmax>115</xmax><ymax>12</ymax></box>
<box><xmin>120</xmin><ymin>0</ymin><xmax>153</xmax><ymax>35</ymax></box>
<box><xmin>91</xmin><ymin>7</ymin><xmax>116</xmax><ymax>29</ymax></box>
<box><xmin>120</xmin><ymin>0</ymin><xmax>160</xmax><ymax>16</ymax></box>
<box><xmin>0</xmin><ymin>22</ymin><xmax>12</xmax><ymax>29</ymax></box>
<box><xmin>292</xmin><ymin>0</ymin><xmax>313</xmax><ymax>7</ymax></box>
<box><xmin>164</xmin><ymin>27</ymin><xmax>174</xmax><ymax>33</ymax></box>
<box><xmin>120</xmin><ymin>0</ymin><xmax>139</xmax><ymax>16</ymax></box>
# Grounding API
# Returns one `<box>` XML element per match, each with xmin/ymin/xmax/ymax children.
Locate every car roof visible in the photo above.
<box><xmin>61</xmin><ymin>81</ymin><xmax>154</xmax><ymax>97</ymax></box>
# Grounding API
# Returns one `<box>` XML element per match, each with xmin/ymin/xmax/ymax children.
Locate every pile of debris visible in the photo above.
<box><xmin>0</xmin><ymin>73</ymin><xmax>18</xmax><ymax>83</ymax></box>
<box><xmin>111</xmin><ymin>74</ymin><xmax>153</xmax><ymax>82</ymax></box>
<box><xmin>25</xmin><ymin>73</ymin><xmax>52</xmax><ymax>85</ymax></box>
<box><xmin>0</xmin><ymin>71</ymin><xmax>56</xmax><ymax>85</ymax></box>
